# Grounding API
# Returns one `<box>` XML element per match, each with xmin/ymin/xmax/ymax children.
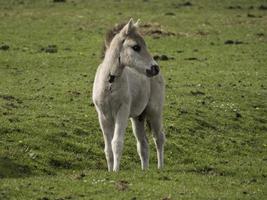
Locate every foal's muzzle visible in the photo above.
<box><xmin>146</xmin><ymin>65</ymin><xmax>160</xmax><ymax>77</ymax></box>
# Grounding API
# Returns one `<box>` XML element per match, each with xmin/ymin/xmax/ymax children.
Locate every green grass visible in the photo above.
<box><xmin>0</xmin><ymin>0</ymin><xmax>267</xmax><ymax>199</ymax></box>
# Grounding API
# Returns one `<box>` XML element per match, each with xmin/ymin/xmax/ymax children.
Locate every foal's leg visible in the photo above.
<box><xmin>112</xmin><ymin>105</ymin><xmax>129</xmax><ymax>172</ymax></box>
<box><xmin>131</xmin><ymin>117</ymin><xmax>149</xmax><ymax>170</ymax></box>
<box><xmin>98</xmin><ymin>113</ymin><xmax>114</xmax><ymax>171</ymax></box>
<box><xmin>148</xmin><ymin>114</ymin><xmax>165</xmax><ymax>169</ymax></box>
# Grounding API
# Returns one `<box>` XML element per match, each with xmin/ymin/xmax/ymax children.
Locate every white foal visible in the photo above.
<box><xmin>92</xmin><ymin>19</ymin><xmax>165</xmax><ymax>172</ymax></box>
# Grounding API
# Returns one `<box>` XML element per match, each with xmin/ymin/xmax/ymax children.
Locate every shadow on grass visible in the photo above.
<box><xmin>0</xmin><ymin>157</ymin><xmax>32</xmax><ymax>178</ymax></box>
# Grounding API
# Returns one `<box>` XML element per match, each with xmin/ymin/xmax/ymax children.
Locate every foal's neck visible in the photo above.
<box><xmin>101</xmin><ymin>46</ymin><xmax>124</xmax><ymax>81</ymax></box>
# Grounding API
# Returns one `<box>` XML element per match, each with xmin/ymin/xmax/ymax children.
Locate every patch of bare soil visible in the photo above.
<box><xmin>165</xmin><ymin>12</ymin><xmax>175</xmax><ymax>16</ymax></box>
<box><xmin>224</xmin><ymin>40</ymin><xmax>244</xmax><ymax>45</ymax></box>
<box><xmin>139</xmin><ymin>22</ymin><xmax>212</xmax><ymax>39</ymax></box>
<box><xmin>139</xmin><ymin>23</ymin><xmax>176</xmax><ymax>39</ymax></box>
<box><xmin>53</xmin><ymin>0</ymin><xmax>66</xmax><ymax>3</ymax></box>
<box><xmin>115</xmin><ymin>180</ymin><xmax>129</xmax><ymax>191</ymax></box>
<box><xmin>247</xmin><ymin>13</ymin><xmax>262</xmax><ymax>18</ymax></box>
<box><xmin>227</xmin><ymin>5</ymin><xmax>242</xmax><ymax>10</ymax></box>
<box><xmin>0</xmin><ymin>44</ymin><xmax>10</xmax><ymax>51</ymax></box>
<box><xmin>40</xmin><ymin>45</ymin><xmax>58</xmax><ymax>53</ymax></box>
<box><xmin>0</xmin><ymin>94</ymin><xmax>23</xmax><ymax>106</ymax></box>
<box><xmin>174</xmin><ymin>2</ymin><xmax>193</xmax><ymax>8</ymax></box>
<box><xmin>153</xmin><ymin>54</ymin><xmax>174</xmax><ymax>61</ymax></box>
<box><xmin>259</xmin><ymin>5</ymin><xmax>267</xmax><ymax>10</ymax></box>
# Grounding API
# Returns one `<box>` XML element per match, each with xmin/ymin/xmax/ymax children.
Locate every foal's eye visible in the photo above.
<box><xmin>132</xmin><ymin>45</ymin><xmax>141</xmax><ymax>52</ymax></box>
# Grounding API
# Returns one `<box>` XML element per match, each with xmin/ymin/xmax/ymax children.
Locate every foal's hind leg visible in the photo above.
<box><xmin>147</xmin><ymin>113</ymin><xmax>165</xmax><ymax>169</ymax></box>
<box><xmin>131</xmin><ymin>117</ymin><xmax>149</xmax><ymax>170</ymax></box>
<box><xmin>98</xmin><ymin>112</ymin><xmax>114</xmax><ymax>171</ymax></box>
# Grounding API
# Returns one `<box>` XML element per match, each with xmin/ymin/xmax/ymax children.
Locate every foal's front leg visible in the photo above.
<box><xmin>112</xmin><ymin>105</ymin><xmax>129</xmax><ymax>172</ymax></box>
<box><xmin>98</xmin><ymin>112</ymin><xmax>114</xmax><ymax>171</ymax></box>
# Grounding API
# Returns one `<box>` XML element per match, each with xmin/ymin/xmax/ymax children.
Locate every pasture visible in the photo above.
<box><xmin>0</xmin><ymin>0</ymin><xmax>266</xmax><ymax>199</ymax></box>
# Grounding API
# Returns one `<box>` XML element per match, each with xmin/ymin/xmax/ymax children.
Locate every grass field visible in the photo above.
<box><xmin>0</xmin><ymin>0</ymin><xmax>267</xmax><ymax>199</ymax></box>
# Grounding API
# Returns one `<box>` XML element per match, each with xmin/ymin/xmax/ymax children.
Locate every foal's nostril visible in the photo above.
<box><xmin>151</xmin><ymin>65</ymin><xmax>160</xmax><ymax>75</ymax></box>
<box><xmin>146</xmin><ymin>64</ymin><xmax>160</xmax><ymax>77</ymax></box>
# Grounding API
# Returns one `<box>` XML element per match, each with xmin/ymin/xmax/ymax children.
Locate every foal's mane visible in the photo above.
<box><xmin>101</xmin><ymin>23</ymin><xmax>126</xmax><ymax>58</ymax></box>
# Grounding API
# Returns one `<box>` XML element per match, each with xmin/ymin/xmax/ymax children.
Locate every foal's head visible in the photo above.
<box><xmin>104</xmin><ymin>19</ymin><xmax>159</xmax><ymax>77</ymax></box>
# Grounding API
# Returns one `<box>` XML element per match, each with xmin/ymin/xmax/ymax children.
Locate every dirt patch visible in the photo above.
<box><xmin>247</xmin><ymin>13</ymin><xmax>256</xmax><ymax>18</ymax></box>
<box><xmin>40</xmin><ymin>45</ymin><xmax>58</xmax><ymax>53</ymax></box>
<box><xmin>195</xmin><ymin>118</ymin><xmax>217</xmax><ymax>130</ymax></box>
<box><xmin>227</xmin><ymin>5</ymin><xmax>242</xmax><ymax>9</ymax></box>
<box><xmin>49</xmin><ymin>158</ymin><xmax>73</xmax><ymax>169</ymax></box>
<box><xmin>162</xmin><ymin>196</ymin><xmax>171</xmax><ymax>200</ymax></box>
<box><xmin>73</xmin><ymin>127</ymin><xmax>88</xmax><ymax>136</ymax></box>
<box><xmin>139</xmin><ymin>23</ymin><xmax>176</xmax><ymax>38</ymax></box>
<box><xmin>189</xmin><ymin>165</ymin><xmax>235</xmax><ymax>176</ymax></box>
<box><xmin>115</xmin><ymin>180</ymin><xmax>129</xmax><ymax>191</ymax></box>
<box><xmin>53</xmin><ymin>0</ymin><xmax>66</xmax><ymax>3</ymax></box>
<box><xmin>224</xmin><ymin>40</ymin><xmax>244</xmax><ymax>45</ymax></box>
<box><xmin>140</xmin><ymin>23</ymin><xmax>210</xmax><ymax>39</ymax></box>
<box><xmin>174</xmin><ymin>2</ymin><xmax>193</xmax><ymax>8</ymax></box>
<box><xmin>73</xmin><ymin>172</ymin><xmax>86</xmax><ymax>180</ymax></box>
<box><xmin>0</xmin><ymin>157</ymin><xmax>32</xmax><ymax>178</ymax></box>
<box><xmin>0</xmin><ymin>94</ymin><xmax>23</xmax><ymax>105</ymax></box>
<box><xmin>191</xmin><ymin>90</ymin><xmax>205</xmax><ymax>96</ymax></box>
<box><xmin>0</xmin><ymin>94</ymin><xmax>15</xmax><ymax>101</ymax></box>
<box><xmin>195</xmin><ymin>31</ymin><xmax>209</xmax><ymax>36</ymax></box>
<box><xmin>142</xmin><ymin>29</ymin><xmax>176</xmax><ymax>38</ymax></box>
<box><xmin>235</xmin><ymin>112</ymin><xmax>242</xmax><ymax>119</ymax></box>
<box><xmin>8</xmin><ymin>118</ymin><xmax>20</xmax><ymax>123</ymax></box>
<box><xmin>0</xmin><ymin>44</ymin><xmax>9</xmax><ymax>51</ymax></box>
<box><xmin>4</xmin><ymin>102</ymin><xmax>18</xmax><ymax>109</ymax></box>
<box><xmin>247</xmin><ymin>13</ymin><xmax>262</xmax><ymax>18</ymax></box>
<box><xmin>0</xmin><ymin>127</ymin><xmax>23</xmax><ymax>135</ymax></box>
<box><xmin>68</xmin><ymin>90</ymin><xmax>81</xmax><ymax>97</ymax></box>
<box><xmin>192</xmin><ymin>166</ymin><xmax>215</xmax><ymax>174</ymax></box>
<box><xmin>153</xmin><ymin>54</ymin><xmax>174</xmax><ymax>61</ymax></box>
<box><xmin>256</xmin><ymin>33</ymin><xmax>264</xmax><ymax>37</ymax></box>
<box><xmin>158</xmin><ymin>176</ymin><xmax>171</xmax><ymax>181</ymax></box>
<box><xmin>165</xmin><ymin>12</ymin><xmax>175</xmax><ymax>16</ymax></box>
<box><xmin>178</xmin><ymin>107</ymin><xmax>189</xmax><ymax>115</ymax></box>
<box><xmin>177</xmin><ymin>31</ymin><xmax>211</xmax><ymax>38</ymax></box>
<box><xmin>185</xmin><ymin>57</ymin><xmax>198</xmax><ymax>61</ymax></box>
<box><xmin>259</xmin><ymin>5</ymin><xmax>267</xmax><ymax>10</ymax></box>
<box><xmin>37</xmin><ymin>197</ymin><xmax>50</xmax><ymax>200</ymax></box>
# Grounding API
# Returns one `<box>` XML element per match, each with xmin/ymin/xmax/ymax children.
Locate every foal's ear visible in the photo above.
<box><xmin>120</xmin><ymin>18</ymin><xmax>134</xmax><ymax>37</ymax></box>
<box><xmin>134</xmin><ymin>19</ymin><xmax>140</xmax><ymax>28</ymax></box>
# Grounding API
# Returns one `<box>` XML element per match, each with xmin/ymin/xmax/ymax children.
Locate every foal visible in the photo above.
<box><xmin>92</xmin><ymin>19</ymin><xmax>165</xmax><ymax>172</ymax></box>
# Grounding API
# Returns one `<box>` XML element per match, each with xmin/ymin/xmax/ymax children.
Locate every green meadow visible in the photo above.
<box><xmin>0</xmin><ymin>0</ymin><xmax>266</xmax><ymax>199</ymax></box>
